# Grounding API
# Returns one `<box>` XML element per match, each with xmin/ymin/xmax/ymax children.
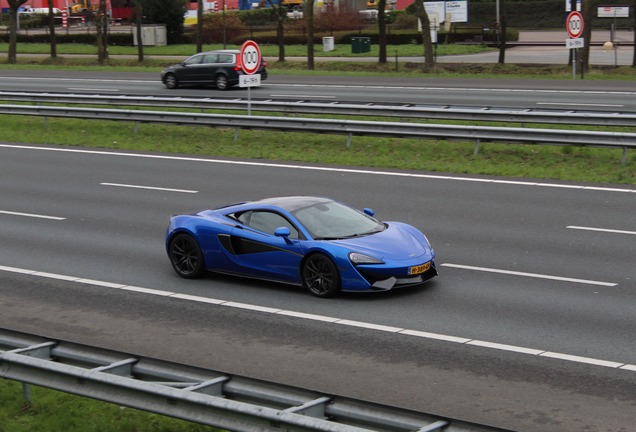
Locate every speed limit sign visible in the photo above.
<box><xmin>239</xmin><ymin>40</ymin><xmax>261</xmax><ymax>75</ymax></box>
<box><xmin>565</xmin><ymin>11</ymin><xmax>584</xmax><ymax>39</ymax></box>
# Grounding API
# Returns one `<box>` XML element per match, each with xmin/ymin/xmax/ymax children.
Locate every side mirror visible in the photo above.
<box><xmin>363</xmin><ymin>208</ymin><xmax>374</xmax><ymax>217</ymax></box>
<box><xmin>274</xmin><ymin>227</ymin><xmax>291</xmax><ymax>238</ymax></box>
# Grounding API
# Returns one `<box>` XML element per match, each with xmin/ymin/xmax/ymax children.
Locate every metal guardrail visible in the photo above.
<box><xmin>1</xmin><ymin>91</ymin><xmax>636</xmax><ymax>126</ymax></box>
<box><xmin>0</xmin><ymin>328</ymin><xmax>513</xmax><ymax>432</ymax></box>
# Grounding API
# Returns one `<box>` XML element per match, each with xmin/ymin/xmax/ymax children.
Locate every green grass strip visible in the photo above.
<box><xmin>1</xmin><ymin>115</ymin><xmax>633</xmax><ymax>184</ymax></box>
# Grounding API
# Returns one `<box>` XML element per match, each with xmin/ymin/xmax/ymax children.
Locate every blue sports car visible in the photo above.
<box><xmin>166</xmin><ymin>196</ymin><xmax>437</xmax><ymax>297</ymax></box>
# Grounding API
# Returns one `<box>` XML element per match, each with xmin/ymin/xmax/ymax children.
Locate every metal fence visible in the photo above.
<box><xmin>0</xmin><ymin>328</ymin><xmax>513</xmax><ymax>432</ymax></box>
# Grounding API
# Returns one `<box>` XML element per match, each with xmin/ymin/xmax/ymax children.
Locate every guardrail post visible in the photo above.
<box><xmin>346</xmin><ymin>133</ymin><xmax>352</xmax><ymax>148</ymax></box>
<box><xmin>22</xmin><ymin>382</ymin><xmax>32</xmax><ymax>405</ymax></box>
<box><xmin>234</xmin><ymin>128</ymin><xmax>240</xmax><ymax>142</ymax></box>
<box><xmin>622</xmin><ymin>147</ymin><xmax>628</xmax><ymax>165</ymax></box>
<box><xmin>474</xmin><ymin>139</ymin><xmax>481</xmax><ymax>155</ymax></box>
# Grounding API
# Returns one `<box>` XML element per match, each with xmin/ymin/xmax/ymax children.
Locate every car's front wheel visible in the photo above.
<box><xmin>302</xmin><ymin>254</ymin><xmax>341</xmax><ymax>298</ymax></box>
<box><xmin>164</xmin><ymin>73</ymin><xmax>179</xmax><ymax>89</ymax></box>
<box><xmin>168</xmin><ymin>234</ymin><xmax>205</xmax><ymax>279</ymax></box>
<box><xmin>215</xmin><ymin>74</ymin><xmax>229</xmax><ymax>90</ymax></box>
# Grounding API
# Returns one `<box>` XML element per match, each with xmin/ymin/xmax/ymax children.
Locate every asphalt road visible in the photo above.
<box><xmin>1</xmin><ymin>143</ymin><xmax>635</xmax><ymax>432</ymax></box>
<box><xmin>1</xmin><ymin>70</ymin><xmax>636</xmax><ymax>111</ymax></box>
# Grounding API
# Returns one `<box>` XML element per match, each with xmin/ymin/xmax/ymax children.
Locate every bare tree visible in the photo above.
<box><xmin>497</xmin><ymin>0</ymin><xmax>506</xmax><ymax>64</ymax></box>
<box><xmin>47</xmin><ymin>0</ymin><xmax>57</xmax><ymax>58</ymax></box>
<box><xmin>96</xmin><ymin>0</ymin><xmax>108</xmax><ymax>64</ymax></box>
<box><xmin>579</xmin><ymin>0</ymin><xmax>595</xmax><ymax>74</ymax></box>
<box><xmin>377</xmin><ymin>0</ymin><xmax>387</xmax><ymax>64</ymax></box>
<box><xmin>267</xmin><ymin>0</ymin><xmax>287</xmax><ymax>61</ymax></box>
<box><xmin>196</xmin><ymin>0</ymin><xmax>203</xmax><ymax>53</ymax></box>
<box><xmin>633</xmin><ymin>1</ymin><xmax>636</xmax><ymax>68</ymax></box>
<box><xmin>135</xmin><ymin>0</ymin><xmax>144</xmax><ymax>61</ymax></box>
<box><xmin>413</xmin><ymin>0</ymin><xmax>435</xmax><ymax>69</ymax></box>
<box><xmin>305</xmin><ymin>0</ymin><xmax>315</xmax><ymax>70</ymax></box>
<box><xmin>6</xmin><ymin>0</ymin><xmax>29</xmax><ymax>64</ymax></box>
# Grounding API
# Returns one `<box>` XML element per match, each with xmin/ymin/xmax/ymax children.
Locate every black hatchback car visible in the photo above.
<box><xmin>160</xmin><ymin>49</ymin><xmax>268</xmax><ymax>90</ymax></box>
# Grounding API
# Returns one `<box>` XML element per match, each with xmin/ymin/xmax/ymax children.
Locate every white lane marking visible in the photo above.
<box><xmin>0</xmin><ymin>210</ymin><xmax>66</xmax><ymax>220</ymax></box>
<box><xmin>540</xmin><ymin>352</ymin><xmax>624</xmax><ymax>368</ymax></box>
<box><xmin>467</xmin><ymin>340</ymin><xmax>544</xmax><ymax>355</ymax></box>
<box><xmin>264</xmin><ymin>83</ymin><xmax>636</xmax><ymax>97</ymax></box>
<box><xmin>1</xmin><ymin>77</ymin><xmax>149</xmax><ymax>83</ymax></box>
<box><xmin>536</xmin><ymin>102</ymin><xmax>624</xmax><ymax>108</ymax></box>
<box><xmin>269</xmin><ymin>94</ymin><xmax>337</xmax><ymax>99</ymax></box>
<box><xmin>567</xmin><ymin>226</ymin><xmax>636</xmax><ymax>236</ymax></box>
<box><xmin>1</xmin><ymin>264</ymin><xmax>634</xmax><ymax>372</ymax></box>
<box><xmin>440</xmin><ymin>263</ymin><xmax>617</xmax><ymax>287</ymax></box>
<box><xmin>100</xmin><ymin>183</ymin><xmax>198</xmax><ymax>194</ymax></box>
<box><xmin>68</xmin><ymin>88</ymin><xmax>120</xmax><ymax>92</ymax></box>
<box><xmin>3</xmin><ymin>144</ymin><xmax>636</xmax><ymax>194</ymax></box>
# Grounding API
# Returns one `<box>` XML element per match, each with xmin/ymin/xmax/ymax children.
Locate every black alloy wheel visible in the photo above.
<box><xmin>164</xmin><ymin>73</ymin><xmax>179</xmax><ymax>89</ymax></box>
<box><xmin>169</xmin><ymin>234</ymin><xmax>205</xmax><ymax>279</ymax></box>
<box><xmin>215</xmin><ymin>74</ymin><xmax>229</xmax><ymax>90</ymax></box>
<box><xmin>302</xmin><ymin>254</ymin><xmax>341</xmax><ymax>298</ymax></box>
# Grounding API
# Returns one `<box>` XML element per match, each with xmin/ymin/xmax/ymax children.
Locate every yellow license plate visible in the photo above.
<box><xmin>409</xmin><ymin>262</ymin><xmax>430</xmax><ymax>275</ymax></box>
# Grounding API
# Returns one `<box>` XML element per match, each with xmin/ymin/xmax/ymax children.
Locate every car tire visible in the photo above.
<box><xmin>215</xmin><ymin>74</ymin><xmax>229</xmax><ymax>90</ymax></box>
<box><xmin>169</xmin><ymin>233</ymin><xmax>205</xmax><ymax>279</ymax></box>
<box><xmin>302</xmin><ymin>254</ymin><xmax>341</xmax><ymax>298</ymax></box>
<box><xmin>164</xmin><ymin>73</ymin><xmax>179</xmax><ymax>89</ymax></box>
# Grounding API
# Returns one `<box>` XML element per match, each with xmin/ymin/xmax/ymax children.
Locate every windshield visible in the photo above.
<box><xmin>293</xmin><ymin>200</ymin><xmax>385</xmax><ymax>239</ymax></box>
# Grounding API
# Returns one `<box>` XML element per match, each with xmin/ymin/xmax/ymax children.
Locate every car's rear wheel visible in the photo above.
<box><xmin>169</xmin><ymin>234</ymin><xmax>205</xmax><ymax>279</ymax></box>
<box><xmin>215</xmin><ymin>74</ymin><xmax>229</xmax><ymax>90</ymax></box>
<box><xmin>164</xmin><ymin>73</ymin><xmax>179</xmax><ymax>89</ymax></box>
<box><xmin>302</xmin><ymin>254</ymin><xmax>341</xmax><ymax>298</ymax></box>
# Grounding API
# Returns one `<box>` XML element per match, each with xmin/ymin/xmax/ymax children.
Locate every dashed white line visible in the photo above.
<box><xmin>441</xmin><ymin>263</ymin><xmax>617</xmax><ymax>287</ymax></box>
<box><xmin>0</xmin><ymin>210</ymin><xmax>66</xmax><ymax>220</ymax></box>
<box><xmin>567</xmin><ymin>226</ymin><xmax>636</xmax><ymax>236</ymax></box>
<box><xmin>0</xmin><ymin>264</ymin><xmax>633</xmax><ymax>372</ymax></box>
<box><xmin>269</xmin><ymin>94</ymin><xmax>337</xmax><ymax>99</ymax></box>
<box><xmin>536</xmin><ymin>102</ymin><xmax>624</xmax><ymax>108</ymax></box>
<box><xmin>68</xmin><ymin>88</ymin><xmax>120</xmax><ymax>92</ymax></box>
<box><xmin>264</xmin><ymin>83</ymin><xmax>636</xmax><ymax>97</ymax></box>
<box><xmin>100</xmin><ymin>183</ymin><xmax>198</xmax><ymax>193</ymax></box>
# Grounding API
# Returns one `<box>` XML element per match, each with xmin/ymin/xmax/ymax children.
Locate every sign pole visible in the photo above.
<box><xmin>247</xmin><ymin>87</ymin><xmax>252</xmax><ymax>116</ymax></box>
<box><xmin>239</xmin><ymin>40</ymin><xmax>262</xmax><ymax>117</ymax></box>
<box><xmin>565</xmin><ymin>11</ymin><xmax>584</xmax><ymax>81</ymax></box>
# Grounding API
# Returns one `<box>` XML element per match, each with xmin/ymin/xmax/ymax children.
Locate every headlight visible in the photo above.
<box><xmin>349</xmin><ymin>252</ymin><xmax>384</xmax><ymax>265</ymax></box>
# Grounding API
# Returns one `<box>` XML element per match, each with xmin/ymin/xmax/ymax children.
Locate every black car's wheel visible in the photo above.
<box><xmin>164</xmin><ymin>73</ymin><xmax>179</xmax><ymax>89</ymax></box>
<box><xmin>215</xmin><ymin>74</ymin><xmax>229</xmax><ymax>90</ymax></box>
<box><xmin>302</xmin><ymin>254</ymin><xmax>341</xmax><ymax>298</ymax></box>
<box><xmin>169</xmin><ymin>234</ymin><xmax>205</xmax><ymax>279</ymax></box>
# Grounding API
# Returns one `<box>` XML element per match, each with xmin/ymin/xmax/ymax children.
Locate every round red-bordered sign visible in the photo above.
<box><xmin>565</xmin><ymin>11</ymin><xmax>584</xmax><ymax>39</ymax></box>
<box><xmin>239</xmin><ymin>40</ymin><xmax>261</xmax><ymax>75</ymax></box>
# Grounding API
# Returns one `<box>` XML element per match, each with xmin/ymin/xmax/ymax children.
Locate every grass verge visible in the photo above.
<box><xmin>0</xmin><ymin>42</ymin><xmax>493</xmax><ymax>58</ymax></box>
<box><xmin>0</xmin><ymin>379</ymin><xmax>219</xmax><ymax>432</ymax></box>
<box><xmin>2</xmin><ymin>115</ymin><xmax>634</xmax><ymax>184</ymax></box>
